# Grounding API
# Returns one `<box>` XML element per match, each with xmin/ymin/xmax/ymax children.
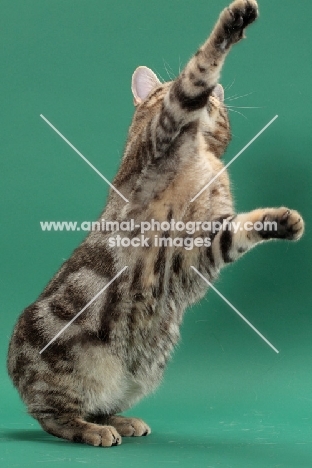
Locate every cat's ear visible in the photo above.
<box><xmin>131</xmin><ymin>66</ymin><xmax>161</xmax><ymax>106</ymax></box>
<box><xmin>212</xmin><ymin>84</ymin><xmax>224</xmax><ymax>102</ymax></box>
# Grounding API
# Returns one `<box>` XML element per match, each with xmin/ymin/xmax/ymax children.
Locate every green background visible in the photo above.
<box><xmin>1</xmin><ymin>0</ymin><xmax>312</xmax><ymax>466</ymax></box>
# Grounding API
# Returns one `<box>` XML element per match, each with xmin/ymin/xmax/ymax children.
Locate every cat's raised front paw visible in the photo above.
<box><xmin>217</xmin><ymin>0</ymin><xmax>259</xmax><ymax>48</ymax></box>
<box><xmin>228</xmin><ymin>0</ymin><xmax>259</xmax><ymax>27</ymax></box>
<box><xmin>260</xmin><ymin>208</ymin><xmax>304</xmax><ymax>241</ymax></box>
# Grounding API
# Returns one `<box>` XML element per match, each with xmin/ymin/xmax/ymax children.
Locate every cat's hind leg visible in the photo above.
<box><xmin>37</xmin><ymin>415</ymin><xmax>122</xmax><ymax>447</ymax></box>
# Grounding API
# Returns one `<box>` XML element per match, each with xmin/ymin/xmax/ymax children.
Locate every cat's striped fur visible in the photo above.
<box><xmin>7</xmin><ymin>0</ymin><xmax>304</xmax><ymax>447</ymax></box>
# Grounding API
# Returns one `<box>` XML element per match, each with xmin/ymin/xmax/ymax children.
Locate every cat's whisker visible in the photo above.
<box><xmin>225</xmin><ymin>91</ymin><xmax>255</xmax><ymax>102</ymax></box>
<box><xmin>163</xmin><ymin>60</ymin><xmax>176</xmax><ymax>81</ymax></box>
<box><xmin>166</xmin><ymin>60</ymin><xmax>177</xmax><ymax>79</ymax></box>
<box><xmin>226</xmin><ymin>106</ymin><xmax>262</xmax><ymax>109</ymax></box>
<box><xmin>225</xmin><ymin>93</ymin><xmax>239</xmax><ymax>101</ymax></box>
<box><xmin>162</xmin><ymin>60</ymin><xmax>172</xmax><ymax>81</ymax></box>
<box><xmin>227</xmin><ymin>108</ymin><xmax>248</xmax><ymax>119</ymax></box>
<box><xmin>156</xmin><ymin>70</ymin><xmax>166</xmax><ymax>84</ymax></box>
<box><xmin>224</xmin><ymin>76</ymin><xmax>236</xmax><ymax>91</ymax></box>
<box><xmin>178</xmin><ymin>56</ymin><xmax>182</xmax><ymax>75</ymax></box>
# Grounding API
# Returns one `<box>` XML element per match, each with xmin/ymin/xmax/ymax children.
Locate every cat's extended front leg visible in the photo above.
<box><xmin>152</xmin><ymin>0</ymin><xmax>259</xmax><ymax>158</ymax></box>
<box><xmin>170</xmin><ymin>0</ymin><xmax>258</xmax><ymax>109</ymax></box>
<box><xmin>212</xmin><ymin>208</ymin><xmax>304</xmax><ymax>265</ymax></box>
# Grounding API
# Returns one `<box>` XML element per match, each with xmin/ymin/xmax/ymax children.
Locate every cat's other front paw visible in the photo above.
<box><xmin>217</xmin><ymin>0</ymin><xmax>259</xmax><ymax>48</ymax></box>
<box><xmin>259</xmin><ymin>208</ymin><xmax>304</xmax><ymax>241</ymax></box>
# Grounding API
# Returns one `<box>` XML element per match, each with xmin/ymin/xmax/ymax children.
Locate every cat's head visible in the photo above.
<box><xmin>131</xmin><ymin>66</ymin><xmax>230</xmax><ymax>157</ymax></box>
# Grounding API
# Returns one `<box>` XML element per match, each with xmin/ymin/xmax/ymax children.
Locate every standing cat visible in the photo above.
<box><xmin>7</xmin><ymin>0</ymin><xmax>304</xmax><ymax>447</ymax></box>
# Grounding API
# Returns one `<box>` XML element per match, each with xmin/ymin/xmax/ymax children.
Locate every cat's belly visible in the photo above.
<box><xmin>77</xmin><ymin>345</ymin><xmax>162</xmax><ymax>415</ymax></box>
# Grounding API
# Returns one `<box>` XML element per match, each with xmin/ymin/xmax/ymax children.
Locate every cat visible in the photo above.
<box><xmin>7</xmin><ymin>0</ymin><xmax>304</xmax><ymax>447</ymax></box>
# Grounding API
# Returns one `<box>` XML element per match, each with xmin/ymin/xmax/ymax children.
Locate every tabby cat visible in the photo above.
<box><xmin>7</xmin><ymin>0</ymin><xmax>304</xmax><ymax>447</ymax></box>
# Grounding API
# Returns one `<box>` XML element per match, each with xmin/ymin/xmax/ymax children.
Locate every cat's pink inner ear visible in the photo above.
<box><xmin>132</xmin><ymin>66</ymin><xmax>161</xmax><ymax>106</ymax></box>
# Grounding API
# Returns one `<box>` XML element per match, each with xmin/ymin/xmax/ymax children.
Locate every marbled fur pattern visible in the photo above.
<box><xmin>7</xmin><ymin>0</ymin><xmax>304</xmax><ymax>447</ymax></box>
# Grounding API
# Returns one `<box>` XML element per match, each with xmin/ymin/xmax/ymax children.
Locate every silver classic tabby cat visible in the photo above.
<box><xmin>8</xmin><ymin>0</ymin><xmax>304</xmax><ymax>447</ymax></box>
